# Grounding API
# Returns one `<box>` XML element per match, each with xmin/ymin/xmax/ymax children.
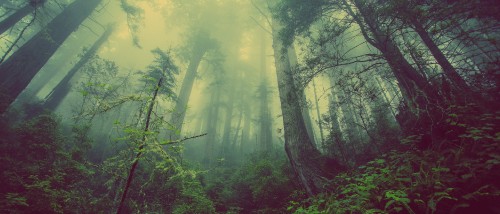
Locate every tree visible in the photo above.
<box><xmin>271</xmin><ymin>18</ymin><xmax>339</xmax><ymax>196</ymax></box>
<box><xmin>221</xmin><ymin>90</ymin><xmax>234</xmax><ymax>159</ymax></box>
<box><xmin>43</xmin><ymin>25</ymin><xmax>115</xmax><ymax>110</ymax></box>
<box><xmin>274</xmin><ymin>0</ymin><xmax>445</xmax><ymax>145</ymax></box>
<box><xmin>168</xmin><ymin>31</ymin><xmax>217</xmax><ymax>139</ymax></box>
<box><xmin>0</xmin><ymin>0</ymin><xmax>46</xmax><ymax>35</ymax></box>
<box><xmin>0</xmin><ymin>0</ymin><xmax>102</xmax><ymax>114</ymax></box>
<box><xmin>117</xmin><ymin>49</ymin><xmax>179</xmax><ymax>213</ymax></box>
<box><xmin>258</xmin><ymin>32</ymin><xmax>273</xmax><ymax>152</ymax></box>
<box><xmin>384</xmin><ymin>0</ymin><xmax>480</xmax><ymax>101</ymax></box>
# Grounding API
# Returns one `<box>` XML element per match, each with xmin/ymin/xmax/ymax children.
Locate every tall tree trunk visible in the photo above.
<box><xmin>42</xmin><ymin>25</ymin><xmax>114</xmax><ymax>110</ymax></box>
<box><xmin>204</xmin><ymin>84</ymin><xmax>221</xmax><ymax>167</ymax></box>
<box><xmin>117</xmin><ymin>76</ymin><xmax>163</xmax><ymax>214</ymax></box>
<box><xmin>240</xmin><ymin>101</ymin><xmax>251</xmax><ymax>155</ymax></box>
<box><xmin>258</xmin><ymin>32</ymin><xmax>273</xmax><ymax>152</ymax></box>
<box><xmin>312</xmin><ymin>78</ymin><xmax>325</xmax><ymax>147</ymax></box>
<box><xmin>346</xmin><ymin>0</ymin><xmax>447</xmax><ymax>147</ymax></box>
<box><xmin>258</xmin><ymin>80</ymin><xmax>273</xmax><ymax>152</ymax></box>
<box><xmin>411</xmin><ymin>18</ymin><xmax>471</xmax><ymax>92</ymax></box>
<box><xmin>375</xmin><ymin>75</ymin><xmax>397</xmax><ymax>118</ymax></box>
<box><xmin>347</xmin><ymin>0</ymin><xmax>441</xmax><ymax>114</ymax></box>
<box><xmin>328</xmin><ymin>94</ymin><xmax>347</xmax><ymax>164</ymax></box>
<box><xmin>231</xmin><ymin>108</ymin><xmax>243</xmax><ymax>150</ymax></box>
<box><xmin>0</xmin><ymin>2</ymin><xmax>39</xmax><ymax>35</ymax></box>
<box><xmin>0</xmin><ymin>0</ymin><xmax>102</xmax><ymax>114</ymax></box>
<box><xmin>287</xmin><ymin>45</ymin><xmax>316</xmax><ymax>144</ymax></box>
<box><xmin>168</xmin><ymin>48</ymin><xmax>207</xmax><ymax>139</ymax></box>
<box><xmin>272</xmin><ymin>20</ymin><xmax>338</xmax><ymax>196</ymax></box>
<box><xmin>221</xmin><ymin>91</ymin><xmax>234</xmax><ymax>158</ymax></box>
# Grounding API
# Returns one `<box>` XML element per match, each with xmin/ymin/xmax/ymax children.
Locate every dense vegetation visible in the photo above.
<box><xmin>0</xmin><ymin>0</ymin><xmax>499</xmax><ymax>213</ymax></box>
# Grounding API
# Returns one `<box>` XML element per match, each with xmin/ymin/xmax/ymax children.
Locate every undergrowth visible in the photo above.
<box><xmin>288</xmin><ymin>108</ymin><xmax>500</xmax><ymax>214</ymax></box>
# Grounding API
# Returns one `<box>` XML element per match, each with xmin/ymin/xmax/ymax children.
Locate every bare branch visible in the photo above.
<box><xmin>160</xmin><ymin>133</ymin><xmax>208</xmax><ymax>145</ymax></box>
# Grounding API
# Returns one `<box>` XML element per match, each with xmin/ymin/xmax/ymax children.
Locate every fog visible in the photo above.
<box><xmin>1</xmin><ymin>0</ymin><xmax>498</xmax><ymax>213</ymax></box>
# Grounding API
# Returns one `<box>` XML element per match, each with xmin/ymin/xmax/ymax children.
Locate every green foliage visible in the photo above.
<box><xmin>142</xmin><ymin>48</ymin><xmax>180</xmax><ymax>100</ymax></box>
<box><xmin>288</xmin><ymin>108</ymin><xmax>500</xmax><ymax>213</ymax></box>
<box><xmin>272</xmin><ymin>0</ymin><xmax>329</xmax><ymax>46</ymax></box>
<box><xmin>204</xmin><ymin>151</ymin><xmax>300</xmax><ymax>213</ymax></box>
<box><xmin>0</xmin><ymin>114</ymin><xmax>95</xmax><ymax>213</ymax></box>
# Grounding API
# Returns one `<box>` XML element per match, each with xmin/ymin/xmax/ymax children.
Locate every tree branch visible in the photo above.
<box><xmin>160</xmin><ymin>133</ymin><xmax>207</xmax><ymax>145</ymax></box>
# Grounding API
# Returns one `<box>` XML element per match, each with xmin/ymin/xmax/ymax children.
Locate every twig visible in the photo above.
<box><xmin>0</xmin><ymin>10</ymin><xmax>36</xmax><ymax>64</ymax></box>
<box><xmin>160</xmin><ymin>133</ymin><xmax>208</xmax><ymax>145</ymax></box>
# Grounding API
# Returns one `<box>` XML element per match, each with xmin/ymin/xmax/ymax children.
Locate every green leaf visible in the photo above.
<box><xmin>431</xmin><ymin>167</ymin><xmax>450</xmax><ymax>172</ymax></box>
<box><xmin>385</xmin><ymin>200</ymin><xmax>395</xmax><ymax>209</ymax></box>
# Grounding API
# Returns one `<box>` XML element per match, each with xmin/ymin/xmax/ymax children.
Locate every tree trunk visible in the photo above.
<box><xmin>42</xmin><ymin>25</ymin><xmax>114</xmax><ymax>110</ymax></box>
<box><xmin>0</xmin><ymin>0</ymin><xmax>102</xmax><ymax>114</ymax></box>
<box><xmin>258</xmin><ymin>80</ymin><xmax>273</xmax><ymax>152</ymax></box>
<box><xmin>204</xmin><ymin>84</ymin><xmax>221</xmax><ymax>167</ymax></box>
<box><xmin>272</xmin><ymin>20</ymin><xmax>339</xmax><ymax>196</ymax></box>
<box><xmin>231</xmin><ymin>108</ymin><xmax>243</xmax><ymax>150</ymax></box>
<box><xmin>117</xmin><ymin>76</ymin><xmax>163</xmax><ymax>214</ymax></box>
<box><xmin>346</xmin><ymin>0</ymin><xmax>447</xmax><ymax>148</ymax></box>
<box><xmin>348</xmin><ymin>0</ymin><xmax>441</xmax><ymax>112</ymax></box>
<box><xmin>411</xmin><ymin>18</ymin><xmax>471</xmax><ymax>92</ymax></box>
<box><xmin>374</xmin><ymin>75</ymin><xmax>397</xmax><ymax>119</ymax></box>
<box><xmin>168</xmin><ymin>48</ymin><xmax>207</xmax><ymax>139</ymax></box>
<box><xmin>287</xmin><ymin>46</ymin><xmax>316</xmax><ymax>144</ymax></box>
<box><xmin>0</xmin><ymin>3</ymin><xmax>36</xmax><ymax>35</ymax></box>
<box><xmin>240</xmin><ymin>101</ymin><xmax>251</xmax><ymax>155</ymax></box>
<box><xmin>221</xmin><ymin>91</ymin><xmax>234</xmax><ymax>158</ymax></box>
<box><xmin>328</xmin><ymin>94</ymin><xmax>347</xmax><ymax>164</ymax></box>
<box><xmin>312</xmin><ymin>78</ymin><xmax>325</xmax><ymax>147</ymax></box>
<box><xmin>258</xmin><ymin>32</ymin><xmax>273</xmax><ymax>152</ymax></box>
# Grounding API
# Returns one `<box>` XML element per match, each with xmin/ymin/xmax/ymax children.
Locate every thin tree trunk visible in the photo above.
<box><xmin>117</xmin><ymin>77</ymin><xmax>163</xmax><ymax>214</ymax></box>
<box><xmin>231</xmin><ymin>108</ymin><xmax>243</xmax><ymax>150</ymax></box>
<box><xmin>221</xmin><ymin>91</ymin><xmax>234</xmax><ymax>158</ymax></box>
<box><xmin>204</xmin><ymin>84</ymin><xmax>221</xmax><ymax>167</ymax></box>
<box><xmin>328</xmin><ymin>94</ymin><xmax>347</xmax><ymax>164</ymax></box>
<box><xmin>258</xmin><ymin>32</ymin><xmax>273</xmax><ymax>152</ymax></box>
<box><xmin>258</xmin><ymin>80</ymin><xmax>273</xmax><ymax>152</ymax></box>
<box><xmin>240</xmin><ymin>101</ymin><xmax>251</xmax><ymax>155</ymax></box>
<box><xmin>312</xmin><ymin>78</ymin><xmax>325</xmax><ymax>147</ymax></box>
<box><xmin>0</xmin><ymin>0</ymin><xmax>102</xmax><ymax>114</ymax></box>
<box><xmin>43</xmin><ymin>25</ymin><xmax>115</xmax><ymax>110</ymax></box>
<box><xmin>375</xmin><ymin>75</ymin><xmax>397</xmax><ymax>119</ymax></box>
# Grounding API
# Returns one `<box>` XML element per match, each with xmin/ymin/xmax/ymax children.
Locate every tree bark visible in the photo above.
<box><xmin>272</xmin><ymin>20</ymin><xmax>338</xmax><ymax>196</ymax></box>
<box><xmin>0</xmin><ymin>0</ymin><xmax>102</xmax><ymax>114</ymax></box>
<box><xmin>288</xmin><ymin>46</ymin><xmax>316</xmax><ymax>144</ymax></box>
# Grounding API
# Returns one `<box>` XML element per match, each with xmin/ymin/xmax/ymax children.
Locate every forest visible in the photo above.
<box><xmin>0</xmin><ymin>0</ymin><xmax>499</xmax><ymax>213</ymax></box>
